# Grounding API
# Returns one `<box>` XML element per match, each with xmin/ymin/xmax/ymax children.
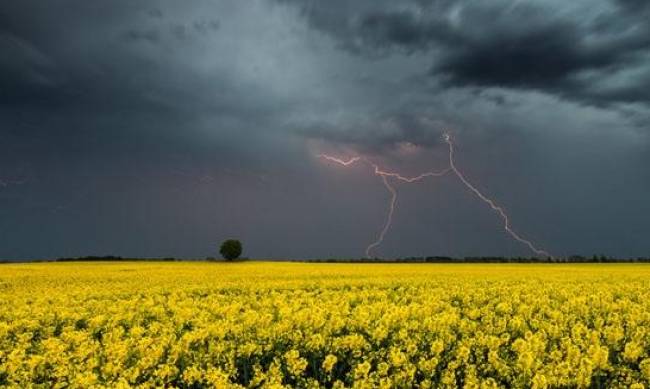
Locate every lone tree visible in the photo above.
<box><xmin>220</xmin><ymin>239</ymin><xmax>242</xmax><ymax>261</ymax></box>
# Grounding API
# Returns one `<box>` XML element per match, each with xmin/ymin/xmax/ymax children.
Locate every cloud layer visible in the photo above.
<box><xmin>1</xmin><ymin>0</ymin><xmax>649</xmax><ymax>259</ymax></box>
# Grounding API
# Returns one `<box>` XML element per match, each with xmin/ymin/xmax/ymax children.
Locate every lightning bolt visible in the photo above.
<box><xmin>318</xmin><ymin>154</ymin><xmax>361</xmax><ymax>166</ymax></box>
<box><xmin>318</xmin><ymin>132</ymin><xmax>551</xmax><ymax>258</ymax></box>
<box><xmin>442</xmin><ymin>133</ymin><xmax>551</xmax><ymax>258</ymax></box>
<box><xmin>318</xmin><ymin>154</ymin><xmax>449</xmax><ymax>257</ymax></box>
<box><xmin>365</xmin><ymin>174</ymin><xmax>397</xmax><ymax>258</ymax></box>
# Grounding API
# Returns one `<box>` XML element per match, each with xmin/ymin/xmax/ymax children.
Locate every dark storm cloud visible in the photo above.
<box><xmin>614</xmin><ymin>0</ymin><xmax>650</xmax><ymax>12</ymax></box>
<box><xmin>275</xmin><ymin>0</ymin><xmax>455</xmax><ymax>55</ymax></box>
<box><xmin>0</xmin><ymin>1</ymin><xmax>233</xmax><ymax>116</ymax></box>
<box><xmin>278</xmin><ymin>0</ymin><xmax>650</xmax><ymax>109</ymax></box>
<box><xmin>0</xmin><ymin>33</ymin><xmax>63</xmax><ymax>106</ymax></box>
<box><xmin>0</xmin><ymin>0</ymin><xmax>288</xmax><ymax>171</ymax></box>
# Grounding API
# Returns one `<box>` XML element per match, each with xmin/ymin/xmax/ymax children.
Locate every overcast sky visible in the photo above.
<box><xmin>1</xmin><ymin>0</ymin><xmax>649</xmax><ymax>260</ymax></box>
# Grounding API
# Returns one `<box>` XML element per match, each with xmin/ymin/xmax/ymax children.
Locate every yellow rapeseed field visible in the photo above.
<box><xmin>1</xmin><ymin>262</ymin><xmax>650</xmax><ymax>388</ymax></box>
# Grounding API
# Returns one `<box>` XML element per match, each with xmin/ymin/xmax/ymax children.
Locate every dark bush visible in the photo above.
<box><xmin>220</xmin><ymin>239</ymin><xmax>242</xmax><ymax>261</ymax></box>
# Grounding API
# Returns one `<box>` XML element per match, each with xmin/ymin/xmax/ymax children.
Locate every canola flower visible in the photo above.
<box><xmin>1</xmin><ymin>262</ymin><xmax>650</xmax><ymax>388</ymax></box>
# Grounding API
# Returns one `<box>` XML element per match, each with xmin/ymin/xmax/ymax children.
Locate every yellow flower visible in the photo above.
<box><xmin>284</xmin><ymin>350</ymin><xmax>308</xmax><ymax>377</ymax></box>
<box><xmin>354</xmin><ymin>361</ymin><xmax>371</xmax><ymax>379</ymax></box>
<box><xmin>531</xmin><ymin>373</ymin><xmax>548</xmax><ymax>389</ymax></box>
<box><xmin>623</xmin><ymin>342</ymin><xmax>644</xmax><ymax>362</ymax></box>
<box><xmin>640</xmin><ymin>359</ymin><xmax>650</xmax><ymax>380</ymax></box>
<box><xmin>322</xmin><ymin>354</ymin><xmax>338</xmax><ymax>373</ymax></box>
<box><xmin>182</xmin><ymin>365</ymin><xmax>203</xmax><ymax>384</ymax></box>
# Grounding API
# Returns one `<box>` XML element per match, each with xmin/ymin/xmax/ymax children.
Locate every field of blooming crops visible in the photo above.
<box><xmin>1</xmin><ymin>262</ymin><xmax>650</xmax><ymax>388</ymax></box>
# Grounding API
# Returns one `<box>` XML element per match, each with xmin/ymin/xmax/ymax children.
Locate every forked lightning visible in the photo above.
<box><xmin>319</xmin><ymin>133</ymin><xmax>551</xmax><ymax>258</ymax></box>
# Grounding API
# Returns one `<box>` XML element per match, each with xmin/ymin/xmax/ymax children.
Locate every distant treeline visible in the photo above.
<box><xmin>309</xmin><ymin>255</ymin><xmax>650</xmax><ymax>263</ymax></box>
<box><xmin>1</xmin><ymin>255</ymin><xmax>650</xmax><ymax>264</ymax></box>
<box><xmin>54</xmin><ymin>256</ymin><xmax>179</xmax><ymax>262</ymax></box>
